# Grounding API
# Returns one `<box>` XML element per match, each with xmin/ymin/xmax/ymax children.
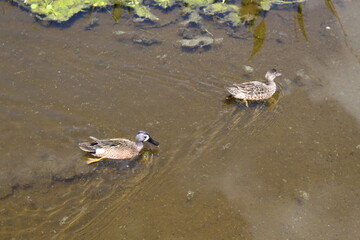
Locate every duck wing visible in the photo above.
<box><xmin>233</xmin><ymin>81</ymin><xmax>268</xmax><ymax>96</ymax></box>
<box><xmin>79</xmin><ymin>137</ymin><xmax>132</xmax><ymax>153</ymax></box>
<box><xmin>89</xmin><ymin>137</ymin><xmax>133</xmax><ymax>148</ymax></box>
<box><xmin>90</xmin><ymin>136</ymin><xmax>129</xmax><ymax>147</ymax></box>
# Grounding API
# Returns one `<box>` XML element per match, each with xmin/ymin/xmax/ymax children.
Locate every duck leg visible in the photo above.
<box><xmin>243</xmin><ymin>99</ymin><xmax>249</xmax><ymax>107</ymax></box>
<box><xmin>86</xmin><ymin>157</ymin><xmax>105</xmax><ymax>165</ymax></box>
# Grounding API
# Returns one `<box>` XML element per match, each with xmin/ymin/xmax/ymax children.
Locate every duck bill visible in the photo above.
<box><xmin>148</xmin><ymin>137</ymin><xmax>159</xmax><ymax>146</ymax></box>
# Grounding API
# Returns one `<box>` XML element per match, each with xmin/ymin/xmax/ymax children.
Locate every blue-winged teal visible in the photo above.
<box><xmin>226</xmin><ymin>69</ymin><xmax>282</xmax><ymax>107</ymax></box>
<box><xmin>79</xmin><ymin>131</ymin><xmax>159</xmax><ymax>164</ymax></box>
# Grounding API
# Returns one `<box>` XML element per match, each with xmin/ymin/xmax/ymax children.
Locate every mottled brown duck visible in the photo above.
<box><xmin>79</xmin><ymin>131</ymin><xmax>159</xmax><ymax>164</ymax></box>
<box><xmin>226</xmin><ymin>69</ymin><xmax>282</xmax><ymax>107</ymax></box>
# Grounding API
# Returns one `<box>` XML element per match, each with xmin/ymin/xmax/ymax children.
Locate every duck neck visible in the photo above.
<box><xmin>266</xmin><ymin>79</ymin><xmax>276</xmax><ymax>86</ymax></box>
<box><xmin>136</xmin><ymin>141</ymin><xmax>144</xmax><ymax>151</ymax></box>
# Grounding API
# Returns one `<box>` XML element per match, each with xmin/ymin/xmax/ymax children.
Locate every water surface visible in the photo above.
<box><xmin>0</xmin><ymin>0</ymin><xmax>360</xmax><ymax>239</ymax></box>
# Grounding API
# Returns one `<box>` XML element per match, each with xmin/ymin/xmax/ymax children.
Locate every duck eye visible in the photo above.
<box><xmin>144</xmin><ymin>135</ymin><xmax>150</xmax><ymax>141</ymax></box>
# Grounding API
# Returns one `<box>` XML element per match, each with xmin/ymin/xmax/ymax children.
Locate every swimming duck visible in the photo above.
<box><xmin>226</xmin><ymin>69</ymin><xmax>282</xmax><ymax>107</ymax></box>
<box><xmin>79</xmin><ymin>131</ymin><xmax>159</xmax><ymax>164</ymax></box>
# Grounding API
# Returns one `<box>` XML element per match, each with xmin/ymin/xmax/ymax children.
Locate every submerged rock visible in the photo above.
<box><xmin>176</xmin><ymin>36</ymin><xmax>223</xmax><ymax>49</ymax></box>
<box><xmin>177</xmin><ymin>21</ymin><xmax>222</xmax><ymax>50</ymax></box>
<box><xmin>181</xmin><ymin>11</ymin><xmax>203</xmax><ymax>27</ymax></box>
<box><xmin>179</xmin><ymin>27</ymin><xmax>205</xmax><ymax>40</ymax></box>
<box><xmin>132</xmin><ymin>33</ymin><xmax>162</xmax><ymax>46</ymax></box>
<box><xmin>113</xmin><ymin>30</ymin><xmax>161</xmax><ymax>46</ymax></box>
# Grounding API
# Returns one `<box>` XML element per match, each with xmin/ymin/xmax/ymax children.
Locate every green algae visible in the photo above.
<box><xmin>17</xmin><ymin>0</ymin><xmax>307</xmax><ymax>23</ymax></box>
<box><xmin>24</xmin><ymin>0</ymin><xmax>107</xmax><ymax>22</ymax></box>
<box><xmin>13</xmin><ymin>0</ymin><xmax>308</xmax><ymax>59</ymax></box>
<box><xmin>249</xmin><ymin>17</ymin><xmax>266</xmax><ymax>59</ymax></box>
<box><xmin>203</xmin><ymin>3</ymin><xmax>239</xmax><ymax>16</ymax></box>
<box><xmin>21</xmin><ymin>0</ymin><xmax>159</xmax><ymax>22</ymax></box>
<box><xmin>154</xmin><ymin>0</ymin><xmax>176</xmax><ymax>9</ymax></box>
<box><xmin>183</xmin><ymin>0</ymin><xmax>214</xmax><ymax>8</ymax></box>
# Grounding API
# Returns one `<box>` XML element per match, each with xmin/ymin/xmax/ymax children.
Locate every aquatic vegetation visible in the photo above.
<box><xmin>16</xmin><ymin>0</ymin><xmax>307</xmax><ymax>23</ymax></box>
<box><xmin>183</xmin><ymin>0</ymin><xmax>214</xmax><ymax>8</ymax></box>
<box><xmin>249</xmin><ymin>18</ymin><xmax>266</xmax><ymax>59</ymax></box>
<box><xmin>15</xmin><ymin>0</ymin><xmax>308</xmax><ymax>56</ymax></box>
<box><xmin>19</xmin><ymin>0</ymin><xmax>159</xmax><ymax>22</ymax></box>
<box><xmin>202</xmin><ymin>3</ymin><xmax>239</xmax><ymax>16</ymax></box>
<box><xmin>294</xmin><ymin>3</ymin><xmax>308</xmax><ymax>41</ymax></box>
<box><xmin>154</xmin><ymin>0</ymin><xmax>176</xmax><ymax>9</ymax></box>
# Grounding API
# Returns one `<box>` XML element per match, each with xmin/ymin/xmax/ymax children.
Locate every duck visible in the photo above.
<box><xmin>226</xmin><ymin>69</ymin><xmax>282</xmax><ymax>107</ymax></box>
<box><xmin>78</xmin><ymin>131</ymin><xmax>159</xmax><ymax>164</ymax></box>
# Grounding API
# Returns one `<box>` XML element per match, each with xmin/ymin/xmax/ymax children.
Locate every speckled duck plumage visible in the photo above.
<box><xmin>226</xmin><ymin>69</ymin><xmax>282</xmax><ymax>101</ymax></box>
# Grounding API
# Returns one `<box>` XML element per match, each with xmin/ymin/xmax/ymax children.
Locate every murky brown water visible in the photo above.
<box><xmin>1</xmin><ymin>0</ymin><xmax>360</xmax><ymax>239</ymax></box>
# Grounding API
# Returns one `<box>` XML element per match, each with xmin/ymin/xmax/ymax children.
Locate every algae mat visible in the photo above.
<box><xmin>16</xmin><ymin>0</ymin><xmax>306</xmax><ymax>22</ymax></box>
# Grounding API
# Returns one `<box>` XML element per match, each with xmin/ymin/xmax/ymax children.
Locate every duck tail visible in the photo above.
<box><xmin>78</xmin><ymin>136</ymin><xmax>100</xmax><ymax>153</ymax></box>
<box><xmin>225</xmin><ymin>86</ymin><xmax>237</xmax><ymax>96</ymax></box>
<box><xmin>89</xmin><ymin>136</ymin><xmax>100</xmax><ymax>142</ymax></box>
<box><xmin>78</xmin><ymin>142</ymin><xmax>96</xmax><ymax>153</ymax></box>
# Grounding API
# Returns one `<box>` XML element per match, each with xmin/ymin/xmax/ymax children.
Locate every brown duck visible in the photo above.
<box><xmin>226</xmin><ymin>69</ymin><xmax>282</xmax><ymax>107</ymax></box>
<box><xmin>79</xmin><ymin>131</ymin><xmax>159</xmax><ymax>164</ymax></box>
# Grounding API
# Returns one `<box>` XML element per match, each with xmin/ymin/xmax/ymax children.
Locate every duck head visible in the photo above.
<box><xmin>136</xmin><ymin>131</ymin><xmax>160</xmax><ymax>146</ymax></box>
<box><xmin>265</xmin><ymin>69</ymin><xmax>282</xmax><ymax>82</ymax></box>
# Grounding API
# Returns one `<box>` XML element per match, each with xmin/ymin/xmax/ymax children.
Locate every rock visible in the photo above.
<box><xmin>176</xmin><ymin>36</ymin><xmax>223</xmax><ymax>49</ymax></box>
<box><xmin>132</xmin><ymin>33</ymin><xmax>161</xmax><ymax>46</ymax></box>
<box><xmin>181</xmin><ymin>11</ymin><xmax>202</xmax><ymax>27</ymax></box>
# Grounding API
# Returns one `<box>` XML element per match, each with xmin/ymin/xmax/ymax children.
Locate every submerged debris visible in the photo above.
<box><xmin>113</xmin><ymin>30</ymin><xmax>127</xmax><ymax>36</ymax></box>
<box><xmin>181</xmin><ymin>11</ymin><xmax>202</xmax><ymax>27</ymax></box>
<box><xmin>186</xmin><ymin>190</ymin><xmax>194</xmax><ymax>200</ymax></box>
<box><xmin>292</xmin><ymin>69</ymin><xmax>310</xmax><ymax>87</ymax></box>
<box><xmin>299</xmin><ymin>190</ymin><xmax>310</xmax><ymax>200</ymax></box>
<box><xmin>113</xmin><ymin>30</ymin><xmax>161</xmax><ymax>46</ymax></box>
<box><xmin>296</xmin><ymin>69</ymin><xmax>310</xmax><ymax>80</ymax></box>
<box><xmin>177</xmin><ymin>11</ymin><xmax>222</xmax><ymax>50</ymax></box>
<box><xmin>176</xmin><ymin>36</ymin><xmax>223</xmax><ymax>49</ymax></box>
<box><xmin>132</xmin><ymin>33</ymin><xmax>162</xmax><ymax>46</ymax></box>
<box><xmin>59</xmin><ymin>216</ymin><xmax>69</xmax><ymax>226</ymax></box>
<box><xmin>243</xmin><ymin>65</ymin><xmax>254</xmax><ymax>73</ymax></box>
<box><xmin>84</xmin><ymin>16</ymin><xmax>99</xmax><ymax>30</ymax></box>
<box><xmin>179</xmin><ymin>27</ymin><xmax>209</xmax><ymax>40</ymax></box>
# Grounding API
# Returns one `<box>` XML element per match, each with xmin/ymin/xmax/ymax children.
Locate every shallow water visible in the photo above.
<box><xmin>1</xmin><ymin>0</ymin><xmax>360</xmax><ymax>239</ymax></box>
